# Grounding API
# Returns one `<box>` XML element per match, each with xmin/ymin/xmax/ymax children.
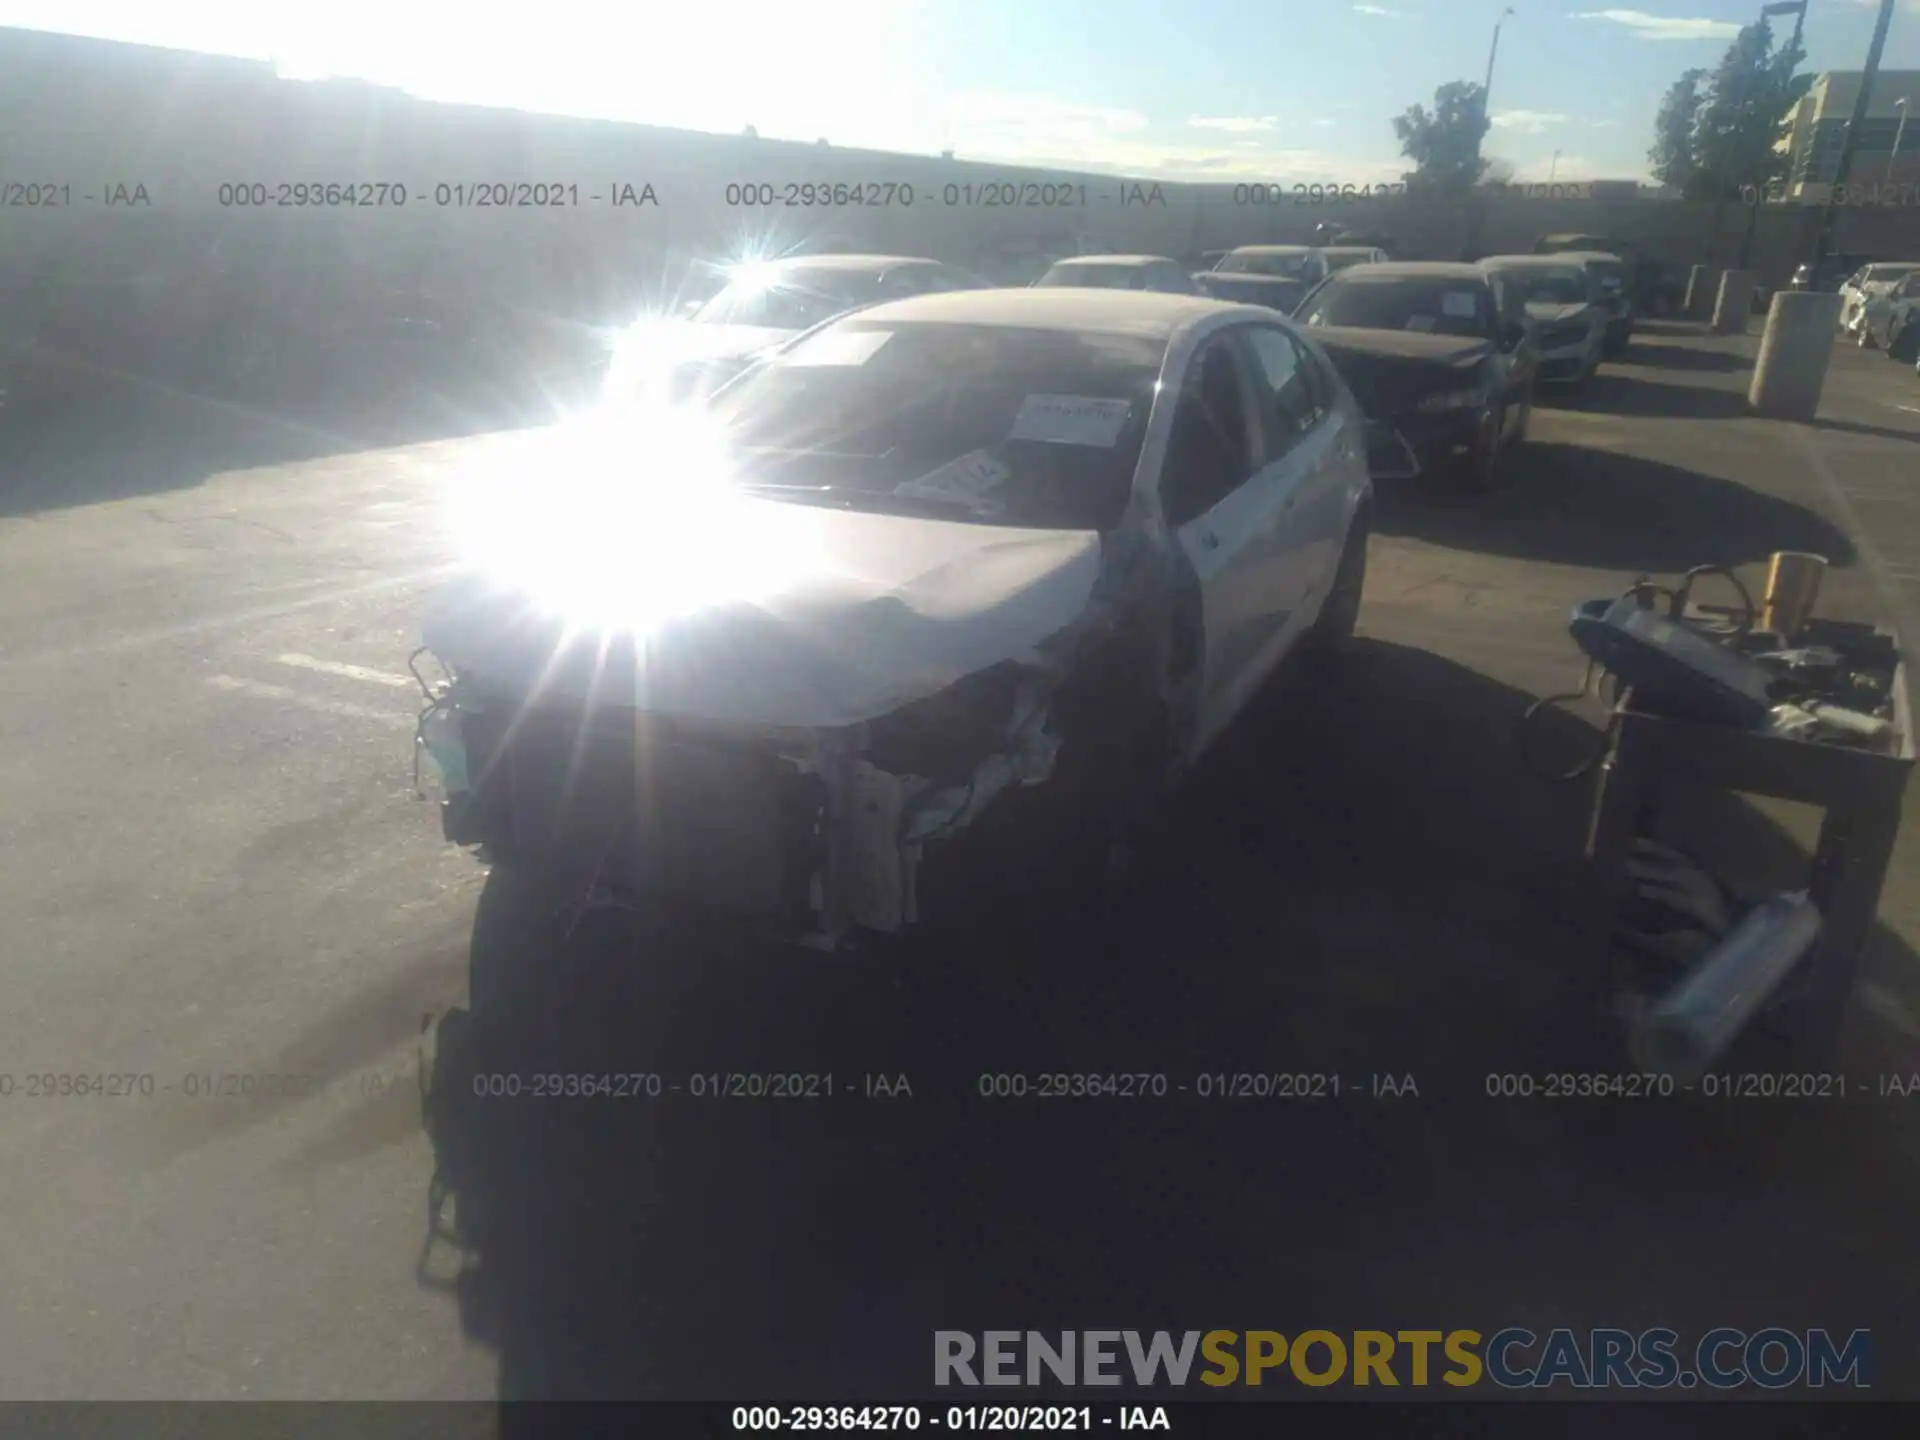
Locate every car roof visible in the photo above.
<box><xmin>772</xmin><ymin>253</ymin><xmax>945</xmax><ymax>273</ymax></box>
<box><xmin>846</xmin><ymin>287</ymin><xmax>1259</xmax><ymax>339</ymax></box>
<box><xmin>1320</xmin><ymin>245</ymin><xmax>1383</xmax><ymax>255</ymax></box>
<box><xmin>1228</xmin><ymin>244</ymin><xmax>1320</xmax><ymax>255</ymax></box>
<box><xmin>1331</xmin><ymin>262</ymin><xmax>1490</xmax><ymax>280</ymax></box>
<box><xmin>1480</xmin><ymin>254</ymin><xmax>1588</xmax><ymax>268</ymax></box>
<box><xmin>1048</xmin><ymin>254</ymin><xmax>1180</xmax><ymax>268</ymax></box>
<box><xmin>1554</xmin><ymin>251</ymin><xmax>1626</xmax><ymax>265</ymax></box>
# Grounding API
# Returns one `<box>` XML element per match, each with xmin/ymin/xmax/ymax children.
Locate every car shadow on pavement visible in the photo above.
<box><xmin>411</xmin><ymin>639</ymin><xmax>1920</xmax><ymax>1401</ymax></box>
<box><xmin>1376</xmin><ymin>441</ymin><xmax>1857</xmax><ymax>575</ymax></box>
<box><xmin>1615</xmin><ymin>343</ymin><xmax>1752</xmax><ymax>375</ymax></box>
<box><xmin>1558</xmin><ymin>372</ymin><xmax>1753</xmax><ymax>420</ymax></box>
<box><xmin>1812</xmin><ymin>417</ymin><xmax>1920</xmax><ymax>446</ymax></box>
<box><xmin>0</xmin><ymin>365</ymin><xmax>586</xmax><ymax>519</ymax></box>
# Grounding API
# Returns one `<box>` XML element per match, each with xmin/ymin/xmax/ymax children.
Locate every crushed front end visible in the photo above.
<box><xmin>413</xmin><ymin>652</ymin><xmax>1072</xmax><ymax>952</ymax></box>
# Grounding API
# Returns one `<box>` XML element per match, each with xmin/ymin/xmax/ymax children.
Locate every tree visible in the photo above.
<box><xmin>1478</xmin><ymin>155</ymin><xmax>1517</xmax><ymax>188</ymax></box>
<box><xmin>1648</xmin><ymin>69</ymin><xmax>1707</xmax><ymax>191</ymax></box>
<box><xmin>1393</xmin><ymin>81</ymin><xmax>1491</xmax><ymax>192</ymax></box>
<box><xmin>1651</xmin><ymin>19</ymin><xmax>1809</xmax><ymax>201</ymax></box>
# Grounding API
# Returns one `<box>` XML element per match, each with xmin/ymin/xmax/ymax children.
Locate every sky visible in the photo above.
<box><xmin>3</xmin><ymin>0</ymin><xmax>1920</xmax><ymax>183</ymax></box>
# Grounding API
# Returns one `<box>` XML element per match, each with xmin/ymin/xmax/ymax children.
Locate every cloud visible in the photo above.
<box><xmin>1188</xmin><ymin>116</ymin><xmax>1280</xmax><ymax>133</ymax></box>
<box><xmin>1574</xmin><ymin>10</ymin><xmax>1740</xmax><ymax>40</ymax></box>
<box><xmin>1352</xmin><ymin>3</ymin><xmax>1403</xmax><ymax>14</ymax></box>
<box><xmin>1312</xmin><ymin>118</ymin><xmax>1337</xmax><ymax>128</ymax></box>
<box><xmin>1491</xmin><ymin>110</ymin><xmax>1571</xmax><ymax>133</ymax></box>
<box><xmin>1591</xmin><ymin>119</ymin><xmax>1621</xmax><ymax>128</ymax></box>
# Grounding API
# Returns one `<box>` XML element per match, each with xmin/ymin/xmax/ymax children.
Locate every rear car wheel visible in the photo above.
<box><xmin>1856</xmin><ymin>324</ymin><xmax>1876</xmax><ymax>350</ymax></box>
<box><xmin>1889</xmin><ymin>321</ymin><xmax>1920</xmax><ymax>364</ymax></box>
<box><xmin>1452</xmin><ymin>405</ymin><xmax>1506</xmax><ymax>492</ymax></box>
<box><xmin>1311</xmin><ymin>506</ymin><xmax>1370</xmax><ymax>653</ymax></box>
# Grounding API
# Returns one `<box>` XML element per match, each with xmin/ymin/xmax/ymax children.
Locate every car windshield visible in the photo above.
<box><xmin>1864</xmin><ymin>265</ymin><xmax>1919</xmax><ymax>285</ymax></box>
<box><xmin>704</xmin><ymin>319</ymin><xmax>1164</xmax><ymax>530</ymax></box>
<box><xmin>1322</xmin><ymin>251</ymin><xmax>1375</xmax><ymax>272</ymax></box>
<box><xmin>1038</xmin><ymin>264</ymin><xmax>1144</xmax><ymax>290</ymax></box>
<box><xmin>1295</xmin><ymin>276</ymin><xmax>1494</xmax><ymax>337</ymax></box>
<box><xmin>1494</xmin><ymin>267</ymin><xmax>1589</xmax><ymax>305</ymax></box>
<box><xmin>695</xmin><ymin>268</ymin><xmax>888</xmax><ymax>330</ymax></box>
<box><xmin>1218</xmin><ymin>251</ymin><xmax>1315</xmax><ymax>278</ymax></box>
<box><xmin>1585</xmin><ymin>261</ymin><xmax>1626</xmax><ymax>293</ymax></box>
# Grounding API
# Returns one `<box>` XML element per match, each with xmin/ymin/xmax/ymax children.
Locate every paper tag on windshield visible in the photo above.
<box><xmin>1405</xmin><ymin>315</ymin><xmax>1437</xmax><ymax>333</ymax></box>
<box><xmin>894</xmin><ymin>450</ymin><xmax>1011</xmax><ymax>506</ymax></box>
<box><xmin>1440</xmin><ymin>291</ymin><xmax>1479</xmax><ymax>319</ymax></box>
<box><xmin>784</xmin><ymin>329</ymin><xmax>893</xmax><ymax>367</ymax></box>
<box><xmin>1008</xmin><ymin>394</ymin><xmax>1132</xmax><ymax>448</ymax></box>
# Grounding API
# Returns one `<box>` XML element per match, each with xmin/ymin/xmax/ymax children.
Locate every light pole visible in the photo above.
<box><xmin>1482</xmin><ymin>7</ymin><xmax>1515</xmax><ymax>125</ymax></box>
<box><xmin>1890</xmin><ymin>97</ymin><xmax>1910</xmax><ymax>186</ymax></box>
<box><xmin>1548</xmin><ymin>150</ymin><xmax>1561</xmax><ymax>182</ymax></box>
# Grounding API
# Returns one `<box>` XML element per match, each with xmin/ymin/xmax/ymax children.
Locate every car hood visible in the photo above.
<box><xmin>424</xmin><ymin>495</ymin><xmax>1104</xmax><ymax>728</ymax></box>
<box><xmin>1305</xmin><ymin>327</ymin><xmax>1492</xmax><ymax>417</ymax></box>
<box><xmin>1303</xmin><ymin>325</ymin><xmax>1495</xmax><ymax>364</ymax></box>
<box><xmin>609</xmin><ymin>318</ymin><xmax>795</xmax><ymax>370</ymax></box>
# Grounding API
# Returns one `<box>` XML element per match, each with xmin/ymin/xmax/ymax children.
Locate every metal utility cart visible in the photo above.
<box><xmin>1584</xmin><ymin>617</ymin><xmax>1914</xmax><ymax>1061</ymax></box>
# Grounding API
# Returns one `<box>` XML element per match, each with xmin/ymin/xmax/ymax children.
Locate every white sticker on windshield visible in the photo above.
<box><xmin>1008</xmin><ymin>394</ymin><xmax>1132</xmax><ymax>448</ymax></box>
<box><xmin>784</xmin><ymin>329</ymin><xmax>893</xmax><ymax>367</ymax></box>
<box><xmin>1405</xmin><ymin>315</ymin><xmax>1437</xmax><ymax>333</ymax></box>
<box><xmin>894</xmin><ymin>449</ymin><xmax>1011</xmax><ymax>507</ymax></box>
<box><xmin>1440</xmin><ymin>291</ymin><xmax>1479</xmax><ymax>318</ymax></box>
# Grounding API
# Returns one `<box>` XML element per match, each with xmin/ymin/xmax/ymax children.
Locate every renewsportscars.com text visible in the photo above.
<box><xmin>934</xmin><ymin>1328</ymin><xmax>1872</xmax><ymax>1390</ymax></box>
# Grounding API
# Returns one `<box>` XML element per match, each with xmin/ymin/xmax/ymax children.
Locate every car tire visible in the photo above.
<box><xmin>1310</xmin><ymin>506</ymin><xmax>1370</xmax><ymax>655</ymax></box>
<box><xmin>1889</xmin><ymin>323</ymin><xmax>1920</xmax><ymax>364</ymax></box>
<box><xmin>1856</xmin><ymin>325</ymin><xmax>1876</xmax><ymax>350</ymax></box>
<box><xmin>1454</xmin><ymin>405</ymin><xmax>1506</xmax><ymax>492</ymax></box>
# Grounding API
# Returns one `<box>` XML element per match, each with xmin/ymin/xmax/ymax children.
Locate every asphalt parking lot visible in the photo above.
<box><xmin>0</xmin><ymin>323</ymin><xmax>1915</xmax><ymax>1402</ymax></box>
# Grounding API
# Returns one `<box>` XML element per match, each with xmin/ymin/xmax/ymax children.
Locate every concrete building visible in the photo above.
<box><xmin>1778</xmin><ymin>70</ymin><xmax>1920</xmax><ymax>197</ymax></box>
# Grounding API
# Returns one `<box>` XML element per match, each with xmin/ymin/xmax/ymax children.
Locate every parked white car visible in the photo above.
<box><xmin>1856</xmin><ymin>269</ymin><xmax>1920</xmax><ymax>358</ymax></box>
<box><xmin>1034</xmin><ymin>254</ymin><xmax>1200</xmax><ymax>294</ymax></box>
<box><xmin>601</xmin><ymin>254</ymin><xmax>982</xmax><ymax>404</ymax></box>
<box><xmin>418</xmin><ymin>290</ymin><xmax>1374</xmax><ymax>953</ymax></box>
<box><xmin>1840</xmin><ymin>262</ymin><xmax>1920</xmax><ymax>341</ymax></box>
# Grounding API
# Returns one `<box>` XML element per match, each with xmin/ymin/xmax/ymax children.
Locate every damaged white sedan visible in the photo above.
<box><xmin>415</xmin><ymin>289</ymin><xmax>1373</xmax><ymax>950</ymax></box>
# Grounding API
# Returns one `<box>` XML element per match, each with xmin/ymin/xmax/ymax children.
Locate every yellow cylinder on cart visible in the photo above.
<box><xmin>1761</xmin><ymin>551</ymin><xmax>1827</xmax><ymax>638</ymax></box>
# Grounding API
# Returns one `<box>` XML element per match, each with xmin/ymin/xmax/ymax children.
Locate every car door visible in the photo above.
<box><xmin>1159</xmin><ymin>331</ymin><xmax>1279</xmax><ymax>755</ymax></box>
<box><xmin>1245</xmin><ymin>325</ymin><xmax>1358</xmax><ymax>627</ymax></box>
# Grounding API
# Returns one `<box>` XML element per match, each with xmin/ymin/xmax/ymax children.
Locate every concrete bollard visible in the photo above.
<box><xmin>1712</xmin><ymin>270</ymin><xmax>1756</xmax><ymax>335</ymax></box>
<box><xmin>1748</xmin><ymin>291</ymin><xmax>1846</xmax><ymax>421</ymax></box>
<box><xmin>1685</xmin><ymin>264</ymin><xmax>1722</xmax><ymax>321</ymax></box>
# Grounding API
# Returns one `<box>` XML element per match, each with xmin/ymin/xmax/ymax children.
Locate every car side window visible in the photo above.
<box><xmin>1240</xmin><ymin>327</ymin><xmax>1324</xmax><ymax>460</ymax></box>
<box><xmin>1162</xmin><ymin>338</ymin><xmax>1257</xmax><ymax>527</ymax></box>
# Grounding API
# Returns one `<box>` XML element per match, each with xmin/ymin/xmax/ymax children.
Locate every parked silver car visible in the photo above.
<box><xmin>1479</xmin><ymin>254</ymin><xmax>1608</xmax><ymax>387</ymax></box>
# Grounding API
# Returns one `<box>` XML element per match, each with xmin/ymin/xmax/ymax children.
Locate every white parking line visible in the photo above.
<box><xmin>207</xmin><ymin>674</ymin><xmax>413</xmax><ymax>728</ymax></box>
<box><xmin>274</xmin><ymin>653</ymin><xmax>416</xmax><ymax>689</ymax></box>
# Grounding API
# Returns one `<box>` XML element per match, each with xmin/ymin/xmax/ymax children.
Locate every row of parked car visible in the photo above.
<box><xmin>612</xmin><ymin>238</ymin><xmax>1643</xmax><ymax>494</ymax></box>
<box><xmin>425</xmin><ymin>222</ymin><xmax>1676</xmax><ymax>952</ymax></box>
<box><xmin>1834</xmin><ymin>260</ymin><xmax>1920</xmax><ymax>364</ymax></box>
